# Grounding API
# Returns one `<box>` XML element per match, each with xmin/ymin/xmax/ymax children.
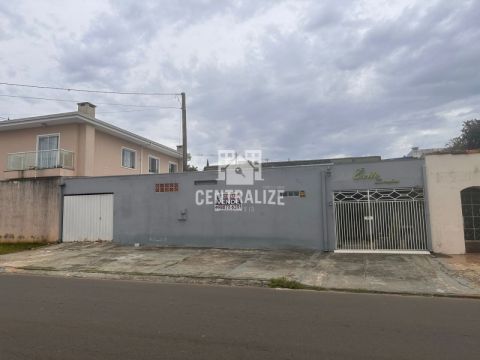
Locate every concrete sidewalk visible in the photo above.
<box><xmin>435</xmin><ymin>254</ymin><xmax>480</xmax><ymax>288</ymax></box>
<box><xmin>1</xmin><ymin>242</ymin><xmax>480</xmax><ymax>297</ymax></box>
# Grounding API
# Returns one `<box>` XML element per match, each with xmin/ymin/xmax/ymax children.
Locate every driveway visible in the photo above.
<box><xmin>1</xmin><ymin>242</ymin><xmax>479</xmax><ymax>297</ymax></box>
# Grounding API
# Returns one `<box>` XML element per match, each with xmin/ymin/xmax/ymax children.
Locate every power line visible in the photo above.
<box><xmin>190</xmin><ymin>154</ymin><xmax>219</xmax><ymax>157</ymax></box>
<box><xmin>0</xmin><ymin>93</ymin><xmax>181</xmax><ymax>109</ymax></box>
<box><xmin>0</xmin><ymin>112</ymin><xmax>62</xmax><ymax>117</ymax></box>
<box><xmin>97</xmin><ymin>109</ymin><xmax>165</xmax><ymax>114</ymax></box>
<box><xmin>0</xmin><ymin>109</ymin><xmax>162</xmax><ymax>117</ymax></box>
<box><xmin>0</xmin><ymin>81</ymin><xmax>180</xmax><ymax>96</ymax></box>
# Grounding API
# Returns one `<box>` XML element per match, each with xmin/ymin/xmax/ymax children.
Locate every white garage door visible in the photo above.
<box><xmin>63</xmin><ymin>194</ymin><xmax>114</xmax><ymax>242</ymax></box>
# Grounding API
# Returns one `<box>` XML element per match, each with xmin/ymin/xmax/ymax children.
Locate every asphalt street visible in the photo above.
<box><xmin>0</xmin><ymin>274</ymin><xmax>479</xmax><ymax>360</ymax></box>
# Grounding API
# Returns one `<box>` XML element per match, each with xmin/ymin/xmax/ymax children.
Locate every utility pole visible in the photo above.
<box><xmin>181</xmin><ymin>92</ymin><xmax>187</xmax><ymax>171</ymax></box>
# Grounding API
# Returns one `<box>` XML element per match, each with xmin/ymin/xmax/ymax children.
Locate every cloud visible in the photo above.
<box><xmin>1</xmin><ymin>0</ymin><xmax>480</xmax><ymax>168</ymax></box>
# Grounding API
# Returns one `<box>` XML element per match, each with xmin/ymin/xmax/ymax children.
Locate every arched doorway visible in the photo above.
<box><xmin>461</xmin><ymin>187</ymin><xmax>480</xmax><ymax>252</ymax></box>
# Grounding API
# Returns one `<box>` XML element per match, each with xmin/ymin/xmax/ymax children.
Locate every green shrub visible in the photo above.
<box><xmin>268</xmin><ymin>277</ymin><xmax>307</xmax><ymax>289</ymax></box>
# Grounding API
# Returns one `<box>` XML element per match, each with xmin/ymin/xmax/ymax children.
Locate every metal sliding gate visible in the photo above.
<box><xmin>333</xmin><ymin>188</ymin><xmax>428</xmax><ymax>252</ymax></box>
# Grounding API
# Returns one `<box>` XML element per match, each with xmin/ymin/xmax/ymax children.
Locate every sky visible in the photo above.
<box><xmin>0</xmin><ymin>0</ymin><xmax>479</xmax><ymax>168</ymax></box>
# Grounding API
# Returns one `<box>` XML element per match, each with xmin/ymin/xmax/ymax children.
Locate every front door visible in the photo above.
<box><xmin>461</xmin><ymin>187</ymin><xmax>480</xmax><ymax>252</ymax></box>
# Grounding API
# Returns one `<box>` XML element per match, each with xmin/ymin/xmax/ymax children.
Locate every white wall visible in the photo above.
<box><xmin>425</xmin><ymin>153</ymin><xmax>480</xmax><ymax>254</ymax></box>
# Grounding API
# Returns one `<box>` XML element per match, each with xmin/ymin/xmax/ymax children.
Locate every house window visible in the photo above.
<box><xmin>169</xmin><ymin>162</ymin><xmax>178</xmax><ymax>173</ymax></box>
<box><xmin>37</xmin><ymin>134</ymin><xmax>59</xmax><ymax>169</ymax></box>
<box><xmin>122</xmin><ymin>148</ymin><xmax>136</xmax><ymax>169</ymax></box>
<box><xmin>149</xmin><ymin>156</ymin><xmax>159</xmax><ymax>174</ymax></box>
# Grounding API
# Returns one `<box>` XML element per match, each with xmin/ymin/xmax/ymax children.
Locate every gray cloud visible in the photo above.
<box><xmin>1</xmin><ymin>0</ymin><xmax>479</xmax><ymax>167</ymax></box>
<box><xmin>0</xmin><ymin>2</ymin><xmax>27</xmax><ymax>40</ymax></box>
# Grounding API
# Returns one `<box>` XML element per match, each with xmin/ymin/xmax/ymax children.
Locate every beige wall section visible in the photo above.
<box><xmin>0</xmin><ymin>178</ymin><xmax>61</xmax><ymax>243</ymax></box>
<box><xmin>0</xmin><ymin>124</ymin><xmax>79</xmax><ymax>180</ymax></box>
<box><xmin>142</xmin><ymin>148</ymin><xmax>180</xmax><ymax>174</ymax></box>
<box><xmin>76</xmin><ymin>123</ymin><xmax>96</xmax><ymax>176</ymax></box>
<box><xmin>93</xmin><ymin>130</ymin><xmax>180</xmax><ymax>176</ymax></box>
<box><xmin>425</xmin><ymin>153</ymin><xmax>480</xmax><ymax>254</ymax></box>
<box><xmin>4</xmin><ymin>168</ymin><xmax>75</xmax><ymax>180</ymax></box>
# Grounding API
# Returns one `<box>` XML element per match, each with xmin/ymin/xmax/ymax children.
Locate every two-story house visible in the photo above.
<box><xmin>0</xmin><ymin>102</ymin><xmax>183</xmax><ymax>180</ymax></box>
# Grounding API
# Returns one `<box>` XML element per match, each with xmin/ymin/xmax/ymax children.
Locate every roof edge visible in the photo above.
<box><xmin>425</xmin><ymin>148</ymin><xmax>480</xmax><ymax>156</ymax></box>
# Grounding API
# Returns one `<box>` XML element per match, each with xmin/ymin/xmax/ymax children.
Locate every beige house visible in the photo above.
<box><xmin>0</xmin><ymin>102</ymin><xmax>183</xmax><ymax>181</ymax></box>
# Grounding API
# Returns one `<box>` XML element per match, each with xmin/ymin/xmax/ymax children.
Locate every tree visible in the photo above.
<box><xmin>447</xmin><ymin>119</ymin><xmax>480</xmax><ymax>150</ymax></box>
<box><xmin>182</xmin><ymin>152</ymin><xmax>198</xmax><ymax>171</ymax></box>
<box><xmin>184</xmin><ymin>164</ymin><xmax>198</xmax><ymax>171</ymax></box>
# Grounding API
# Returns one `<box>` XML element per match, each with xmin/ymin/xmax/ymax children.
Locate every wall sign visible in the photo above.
<box><xmin>214</xmin><ymin>192</ymin><xmax>242</xmax><ymax>211</ymax></box>
<box><xmin>353</xmin><ymin>168</ymin><xmax>399</xmax><ymax>184</ymax></box>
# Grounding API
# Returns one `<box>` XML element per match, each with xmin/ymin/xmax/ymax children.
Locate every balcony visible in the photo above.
<box><xmin>6</xmin><ymin>149</ymin><xmax>75</xmax><ymax>171</ymax></box>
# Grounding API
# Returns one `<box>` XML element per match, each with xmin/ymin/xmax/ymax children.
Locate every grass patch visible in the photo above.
<box><xmin>0</xmin><ymin>243</ymin><xmax>48</xmax><ymax>255</ymax></box>
<box><xmin>268</xmin><ymin>277</ymin><xmax>309</xmax><ymax>289</ymax></box>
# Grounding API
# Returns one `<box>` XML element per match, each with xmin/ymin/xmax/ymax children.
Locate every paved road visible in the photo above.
<box><xmin>0</xmin><ymin>275</ymin><xmax>479</xmax><ymax>360</ymax></box>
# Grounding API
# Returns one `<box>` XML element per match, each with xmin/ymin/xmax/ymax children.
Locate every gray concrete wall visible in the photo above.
<box><xmin>0</xmin><ymin>178</ymin><xmax>62</xmax><ymax>243</ymax></box>
<box><xmin>63</xmin><ymin>158</ymin><xmax>426</xmax><ymax>250</ymax></box>
<box><xmin>64</xmin><ymin>166</ymin><xmax>327</xmax><ymax>249</ymax></box>
<box><xmin>329</xmin><ymin>159</ymin><xmax>425</xmax><ymax>191</ymax></box>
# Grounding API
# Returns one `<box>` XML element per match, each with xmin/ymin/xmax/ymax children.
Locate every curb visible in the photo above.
<box><xmin>0</xmin><ymin>266</ymin><xmax>270</xmax><ymax>287</ymax></box>
<box><xmin>2</xmin><ymin>265</ymin><xmax>480</xmax><ymax>300</ymax></box>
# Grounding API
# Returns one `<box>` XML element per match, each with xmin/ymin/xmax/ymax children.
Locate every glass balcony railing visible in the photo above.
<box><xmin>6</xmin><ymin>149</ymin><xmax>75</xmax><ymax>171</ymax></box>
